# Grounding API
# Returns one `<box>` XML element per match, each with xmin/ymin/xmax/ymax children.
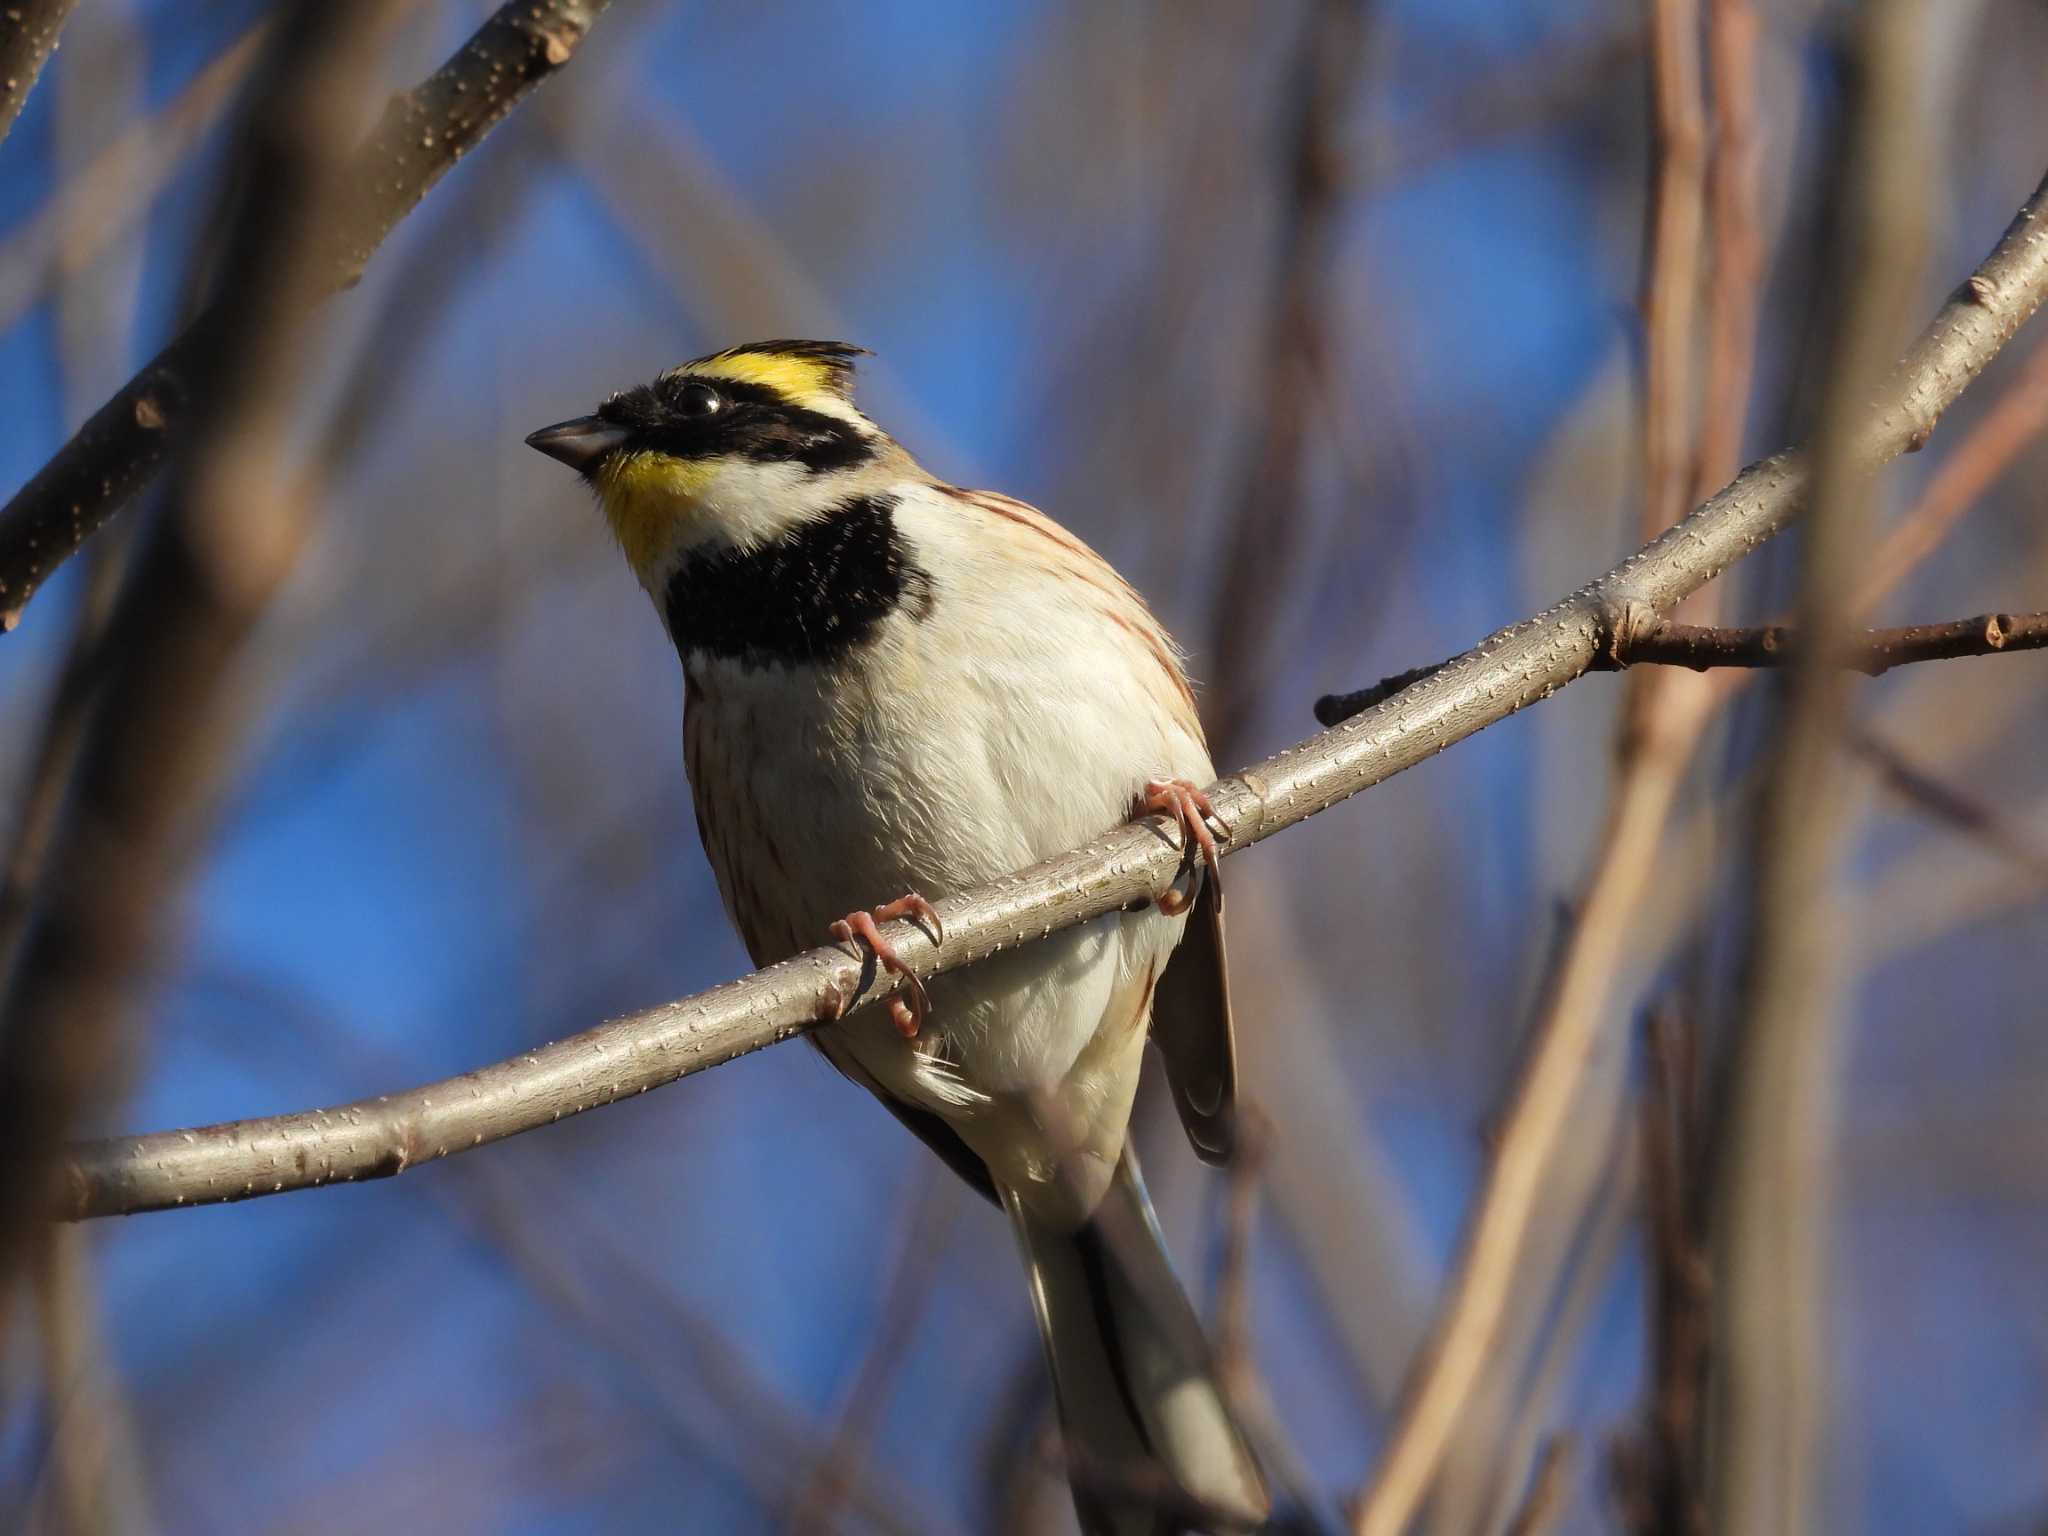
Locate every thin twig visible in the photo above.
<box><xmin>1315</xmin><ymin>607</ymin><xmax>2048</xmax><ymax>718</ymax></box>
<box><xmin>1607</xmin><ymin>610</ymin><xmax>2048</xmax><ymax>672</ymax></box>
<box><xmin>52</xmin><ymin>165</ymin><xmax>2048</xmax><ymax>1224</ymax></box>
<box><xmin>0</xmin><ymin>0</ymin><xmax>614</xmax><ymax>633</ymax></box>
<box><xmin>0</xmin><ymin>0</ymin><xmax>79</xmax><ymax>144</ymax></box>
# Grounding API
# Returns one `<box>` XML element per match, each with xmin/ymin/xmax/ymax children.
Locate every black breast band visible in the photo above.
<box><xmin>663</xmin><ymin>493</ymin><xmax>933</xmax><ymax>669</ymax></box>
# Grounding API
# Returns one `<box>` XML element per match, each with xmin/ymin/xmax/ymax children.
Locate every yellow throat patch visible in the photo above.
<box><xmin>593</xmin><ymin>451</ymin><xmax>714</xmax><ymax>577</ymax></box>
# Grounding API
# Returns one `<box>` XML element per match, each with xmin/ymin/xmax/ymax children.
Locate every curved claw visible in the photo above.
<box><xmin>1136</xmin><ymin>778</ymin><xmax>1229</xmax><ymax>915</ymax></box>
<box><xmin>829</xmin><ymin>897</ymin><xmax>938</xmax><ymax>1038</ymax></box>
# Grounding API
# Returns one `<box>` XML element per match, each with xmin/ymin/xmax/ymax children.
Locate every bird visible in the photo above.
<box><xmin>528</xmin><ymin>340</ymin><xmax>1270</xmax><ymax>1534</ymax></box>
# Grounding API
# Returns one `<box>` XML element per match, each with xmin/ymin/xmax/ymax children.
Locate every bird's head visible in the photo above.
<box><xmin>526</xmin><ymin>340</ymin><xmax>908</xmax><ymax>589</ymax></box>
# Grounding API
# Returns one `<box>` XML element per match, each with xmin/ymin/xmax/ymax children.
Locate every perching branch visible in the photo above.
<box><xmin>53</xmin><ymin>166</ymin><xmax>2048</xmax><ymax>1223</ymax></box>
<box><xmin>0</xmin><ymin>0</ymin><xmax>79</xmax><ymax>145</ymax></box>
<box><xmin>0</xmin><ymin>0</ymin><xmax>613</xmax><ymax>633</ymax></box>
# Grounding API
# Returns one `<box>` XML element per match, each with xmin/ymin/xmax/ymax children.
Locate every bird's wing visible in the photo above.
<box><xmin>807</xmin><ymin>1033</ymin><xmax>997</xmax><ymax>1205</ymax></box>
<box><xmin>1147</xmin><ymin>872</ymin><xmax>1240</xmax><ymax>1164</ymax></box>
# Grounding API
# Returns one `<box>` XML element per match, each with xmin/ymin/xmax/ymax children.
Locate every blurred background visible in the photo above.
<box><xmin>2</xmin><ymin>1</ymin><xmax>2046</xmax><ymax>1532</ymax></box>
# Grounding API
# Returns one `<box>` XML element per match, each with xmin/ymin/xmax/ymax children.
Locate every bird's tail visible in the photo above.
<box><xmin>1003</xmin><ymin>1147</ymin><xmax>1270</xmax><ymax>1536</ymax></box>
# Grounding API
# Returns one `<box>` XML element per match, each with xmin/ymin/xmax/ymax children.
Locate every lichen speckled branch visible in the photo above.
<box><xmin>0</xmin><ymin>0</ymin><xmax>612</xmax><ymax>633</ymax></box>
<box><xmin>0</xmin><ymin>0</ymin><xmax>81</xmax><ymax>145</ymax></box>
<box><xmin>58</xmin><ymin>166</ymin><xmax>2048</xmax><ymax>1223</ymax></box>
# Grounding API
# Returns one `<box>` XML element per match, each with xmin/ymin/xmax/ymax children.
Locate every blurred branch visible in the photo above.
<box><xmin>0</xmin><ymin>0</ymin><xmax>614</xmax><ymax>633</ymax></box>
<box><xmin>1345</xmin><ymin>55</ymin><xmax>2006</xmax><ymax>1536</ymax></box>
<box><xmin>1691</xmin><ymin>0</ymin><xmax>1763</xmax><ymax>500</ymax></box>
<box><xmin>1856</xmin><ymin>334</ymin><xmax>2048</xmax><ymax>607</ymax></box>
<box><xmin>1851</xmin><ymin>728</ymin><xmax>2048</xmax><ymax>888</ymax></box>
<box><xmin>0</xmin><ymin>21</ymin><xmax>266</xmax><ymax>341</ymax></box>
<box><xmin>28</xmin><ymin>1224</ymin><xmax>150</xmax><ymax>1536</ymax></box>
<box><xmin>1498</xmin><ymin>1438</ymin><xmax>1571</xmax><ymax>1536</ymax></box>
<box><xmin>0</xmin><ymin>0</ymin><xmax>78</xmax><ymax>145</ymax></box>
<box><xmin>1612</xmin><ymin>1008</ymin><xmax>1709</xmax><ymax>1536</ymax></box>
<box><xmin>0</xmin><ymin>2</ymin><xmax>401</xmax><ymax>1290</ymax></box>
<box><xmin>1639</xmin><ymin>0</ymin><xmax>1707</xmax><ymax>541</ymax></box>
<box><xmin>1202</xmin><ymin>0</ymin><xmax>1364</xmax><ymax>757</ymax></box>
<box><xmin>1710</xmin><ymin>3</ymin><xmax>1936</xmax><ymax>1528</ymax></box>
<box><xmin>54</xmin><ymin>164</ymin><xmax>2048</xmax><ymax>1223</ymax></box>
<box><xmin>785</xmin><ymin>1172</ymin><xmax>960</xmax><ymax>1536</ymax></box>
<box><xmin>1349</xmin><ymin>27</ymin><xmax>1644</xmax><ymax>188</ymax></box>
<box><xmin>1349</xmin><ymin>639</ymin><xmax>1719</xmax><ymax>1536</ymax></box>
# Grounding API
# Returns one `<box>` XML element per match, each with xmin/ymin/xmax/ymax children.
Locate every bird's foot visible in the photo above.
<box><xmin>1134</xmin><ymin>778</ymin><xmax>1230</xmax><ymax>915</ymax></box>
<box><xmin>829</xmin><ymin>894</ymin><xmax>944</xmax><ymax>1038</ymax></box>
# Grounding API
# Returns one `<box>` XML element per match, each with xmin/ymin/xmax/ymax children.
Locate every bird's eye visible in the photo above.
<box><xmin>676</xmin><ymin>382</ymin><xmax>723</xmax><ymax>418</ymax></box>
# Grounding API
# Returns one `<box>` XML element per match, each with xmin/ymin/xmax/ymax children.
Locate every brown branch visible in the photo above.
<box><xmin>1316</xmin><ymin>609</ymin><xmax>2046</xmax><ymax>720</ymax></box>
<box><xmin>49</xmin><ymin>165</ymin><xmax>2048</xmax><ymax>1226</ymax></box>
<box><xmin>0</xmin><ymin>0</ymin><xmax>78</xmax><ymax>145</ymax></box>
<box><xmin>1611</xmin><ymin>609</ymin><xmax>2048</xmax><ymax>672</ymax></box>
<box><xmin>0</xmin><ymin>3</ymin><xmax>401</xmax><ymax>1286</ymax></box>
<box><xmin>0</xmin><ymin>0</ymin><xmax>613</xmax><ymax>634</ymax></box>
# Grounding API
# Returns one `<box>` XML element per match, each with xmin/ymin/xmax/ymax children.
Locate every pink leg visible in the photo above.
<box><xmin>1134</xmin><ymin>778</ymin><xmax>1231</xmax><ymax>915</ymax></box>
<box><xmin>829</xmin><ymin>894</ymin><xmax>944</xmax><ymax>1038</ymax></box>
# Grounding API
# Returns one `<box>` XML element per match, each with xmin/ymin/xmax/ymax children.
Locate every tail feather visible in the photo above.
<box><xmin>1005</xmin><ymin>1148</ymin><xmax>1270</xmax><ymax>1535</ymax></box>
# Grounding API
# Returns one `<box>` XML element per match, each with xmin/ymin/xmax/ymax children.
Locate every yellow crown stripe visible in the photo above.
<box><xmin>682</xmin><ymin>350</ymin><xmax>837</xmax><ymax>403</ymax></box>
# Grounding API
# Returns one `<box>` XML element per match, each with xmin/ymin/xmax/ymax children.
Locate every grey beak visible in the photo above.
<box><xmin>525</xmin><ymin>416</ymin><xmax>631</xmax><ymax>474</ymax></box>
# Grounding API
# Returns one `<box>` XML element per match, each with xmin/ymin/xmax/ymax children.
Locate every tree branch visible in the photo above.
<box><xmin>53</xmin><ymin>165</ymin><xmax>2048</xmax><ymax>1225</ymax></box>
<box><xmin>1315</xmin><ymin>608</ymin><xmax>2048</xmax><ymax>718</ymax></box>
<box><xmin>0</xmin><ymin>0</ymin><xmax>79</xmax><ymax>145</ymax></box>
<box><xmin>0</xmin><ymin>0</ymin><xmax>402</xmax><ymax>1285</ymax></box>
<box><xmin>0</xmin><ymin>0</ymin><xmax>612</xmax><ymax>633</ymax></box>
<box><xmin>1612</xmin><ymin>610</ymin><xmax>2048</xmax><ymax>672</ymax></box>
